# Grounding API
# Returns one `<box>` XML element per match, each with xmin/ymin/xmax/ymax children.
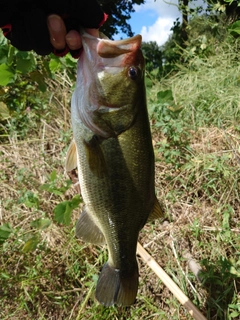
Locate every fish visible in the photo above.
<box><xmin>66</xmin><ymin>30</ymin><xmax>164</xmax><ymax>307</ymax></box>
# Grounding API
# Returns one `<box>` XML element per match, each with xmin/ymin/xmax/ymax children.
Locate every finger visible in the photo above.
<box><xmin>66</xmin><ymin>30</ymin><xmax>82</xmax><ymax>50</ymax></box>
<box><xmin>47</xmin><ymin>14</ymin><xmax>67</xmax><ymax>50</ymax></box>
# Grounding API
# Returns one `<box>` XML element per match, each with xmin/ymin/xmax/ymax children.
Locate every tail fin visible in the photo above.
<box><xmin>95</xmin><ymin>262</ymin><xmax>139</xmax><ymax>306</ymax></box>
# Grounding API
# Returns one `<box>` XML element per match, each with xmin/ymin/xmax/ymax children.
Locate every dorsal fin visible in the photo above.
<box><xmin>65</xmin><ymin>139</ymin><xmax>77</xmax><ymax>172</ymax></box>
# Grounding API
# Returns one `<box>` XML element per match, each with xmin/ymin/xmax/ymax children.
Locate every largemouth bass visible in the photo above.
<box><xmin>66</xmin><ymin>30</ymin><xmax>164</xmax><ymax>306</ymax></box>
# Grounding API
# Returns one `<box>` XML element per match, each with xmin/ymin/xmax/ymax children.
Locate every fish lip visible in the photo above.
<box><xmin>99</xmin><ymin>34</ymin><xmax>142</xmax><ymax>48</ymax></box>
<box><xmin>80</xmin><ymin>28</ymin><xmax>142</xmax><ymax>47</ymax></box>
<box><xmin>97</xmin><ymin>35</ymin><xmax>142</xmax><ymax>59</ymax></box>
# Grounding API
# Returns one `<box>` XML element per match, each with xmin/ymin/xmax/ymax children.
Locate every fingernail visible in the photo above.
<box><xmin>48</xmin><ymin>15</ymin><xmax>62</xmax><ymax>32</ymax></box>
<box><xmin>66</xmin><ymin>36</ymin><xmax>82</xmax><ymax>50</ymax></box>
<box><xmin>66</xmin><ymin>36</ymin><xmax>77</xmax><ymax>47</ymax></box>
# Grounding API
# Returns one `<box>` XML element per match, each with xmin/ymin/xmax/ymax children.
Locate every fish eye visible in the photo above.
<box><xmin>128</xmin><ymin>66</ymin><xmax>138</xmax><ymax>80</ymax></box>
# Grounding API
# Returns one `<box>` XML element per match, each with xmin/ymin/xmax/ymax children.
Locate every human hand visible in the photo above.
<box><xmin>47</xmin><ymin>15</ymin><xmax>101</xmax><ymax>57</ymax></box>
<box><xmin>47</xmin><ymin>14</ymin><xmax>83</xmax><ymax>57</ymax></box>
<box><xmin>0</xmin><ymin>0</ymin><xmax>107</xmax><ymax>58</ymax></box>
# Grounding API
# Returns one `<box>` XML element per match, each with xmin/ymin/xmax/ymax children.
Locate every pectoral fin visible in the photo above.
<box><xmin>65</xmin><ymin>139</ymin><xmax>77</xmax><ymax>172</ymax></box>
<box><xmin>76</xmin><ymin>207</ymin><xmax>105</xmax><ymax>245</ymax></box>
<box><xmin>84</xmin><ymin>135</ymin><xmax>107</xmax><ymax>178</ymax></box>
<box><xmin>147</xmin><ymin>196</ymin><xmax>165</xmax><ymax>223</ymax></box>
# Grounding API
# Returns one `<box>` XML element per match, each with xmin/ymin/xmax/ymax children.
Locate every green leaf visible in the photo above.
<box><xmin>70</xmin><ymin>194</ymin><xmax>82</xmax><ymax>207</ymax></box>
<box><xmin>40</xmin><ymin>183</ymin><xmax>64</xmax><ymax>196</ymax></box>
<box><xmin>15</xmin><ymin>51</ymin><xmax>36</xmax><ymax>74</ymax></box>
<box><xmin>228</xmin><ymin>21</ymin><xmax>240</xmax><ymax>36</ymax></box>
<box><xmin>230</xmin><ymin>311</ymin><xmax>240</xmax><ymax>318</ymax></box>
<box><xmin>7</xmin><ymin>46</ymin><xmax>15</xmax><ymax>65</ymax></box>
<box><xmin>50</xmin><ymin>170</ymin><xmax>57</xmax><ymax>182</ymax></box>
<box><xmin>229</xmin><ymin>266</ymin><xmax>240</xmax><ymax>277</ymax></box>
<box><xmin>30</xmin><ymin>71</ymin><xmax>47</xmax><ymax>92</ymax></box>
<box><xmin>0</xmin><ymin>64</ymin><xmax>15</xmax><ymax>85</ymax></box>
<box><xmin>64</xmin><ymin>54</ymin><xmax>77</xmax><ymax>68</ymax></box>
<box><xmin>18</xmin><ymin>191</ymin><xmax>39</xmax><ymax>209</ymax></box>
<box><xmin>22</xmin><ymin>235</ymin><xmax>40</xmax><ymax>253</ymax></box>
<box><xmin>157</xmin><ymin>90</ymin><xmax>174</xmax><ymax>104</ymax></box>
<box><xmin>54</xmin><ymin>201</ymin><xmax>72</xmax><ymax>225</ymax></box>
<box><xmin>145</xmin><ymin>76</ymin><xmax>152</xmax><ymax>88</ymax></box>
<box><xmin>0</xmin><ymin>102</ymin><xmax>10</xmax><ymax>120</ymax></box>
<box><xmin>49</xmin><ymin>56</ymin><xmax>62</xmax><ymax>73</ymax></box>
<box><xmin>30</xmin><ymin>218</ymin><xmax>51</xmax><ymax>230</ymax></box>
<box><xmin>16</xmin><ymin>54</ymin><xmax>36</xmax><ymax>74</ymax></box>
<box><xmin>54</xmin><ymin>195</ymin><xmax>82</xmax><ymax>226</ymax></box>
<box><xmin>0</xmin><ymin>272</ymin><xmax>11</xmax><ymax>279</ymax></box>
<box><xmin>0</xmin><ymin>224</ymin><xmax>13</xmax><ymax>244</ymax></box>
<box><xmin>0</xmin><ymin>34</ymin><xmax>8</xmax><ymax>64</ymax></box>
<box><xmin>40</xmin><ymin>172</ymin><xmax>72</xmax><ymax>195</ymax></box>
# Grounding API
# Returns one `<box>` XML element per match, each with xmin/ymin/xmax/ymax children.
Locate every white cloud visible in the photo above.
<box><xmin>134</xmin><ymin>0</ymin><xmax>205</xmax><ymax>19</ymax></box>
<box><xmin>135</xmin><ymin>0</ymin><xmax>206</xmax><ymax>46</ymax></box>
<box><xmin>133</xmin><ymin>0</ymin><xmax>179</xmax><ymax>46</ymax></box>
<box><xmin>140</xmin><ymin>17</ymin><xmax>174</xmax><ymax>46</ymax></box>
<box><xmin>134</xmin><ymin>0</ymin><xmax>180</xmax><ymax>18</ymax></box>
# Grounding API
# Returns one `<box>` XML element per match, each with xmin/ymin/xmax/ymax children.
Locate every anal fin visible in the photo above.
<box><xmin>76</xmin><ymin>207</ymin><xmax>105</xmax><ymax>245</ymax></box>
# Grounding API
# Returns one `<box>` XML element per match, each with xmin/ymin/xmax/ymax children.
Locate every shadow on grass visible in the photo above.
<box><xmin>199</xmin><ymin>258</ymin><xmax>240</xmax><ymax>320</ymax></box>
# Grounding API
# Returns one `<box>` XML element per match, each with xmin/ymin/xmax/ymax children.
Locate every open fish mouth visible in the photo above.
<box><xmin>72</xmin><ymin>30</ymin><xmax>145</xmax><ymax>138</ymax></box>
<box><xmin>97</xmin><ymin>34</ymin><xmax>142</xmax><ymax>59</ymax></box>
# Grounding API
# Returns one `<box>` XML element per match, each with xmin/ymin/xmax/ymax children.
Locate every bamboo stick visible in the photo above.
<box><xmin>137</xmin><ymin>242</ymin><xmax>207</xmax><ymax>320</ymax></box>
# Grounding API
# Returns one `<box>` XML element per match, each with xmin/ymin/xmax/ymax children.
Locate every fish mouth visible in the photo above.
<box><xmin>80</xmin><ymin>29</ymin><xmax>144</xmax><ymax>68</ymax></box>
<box><xmin>97</xmin><ymin>35</ymin><xmax>142</xmax><ymax>59</ymax></box>
<box><xmin>74</xmin><ymin>30</ymin><xmax>144</xmax><ymax>138</ymax></box>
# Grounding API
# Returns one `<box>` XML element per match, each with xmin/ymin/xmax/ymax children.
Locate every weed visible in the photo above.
<box><xmin>0</xmin><ymin>28</ymin><xmax>240</xmax><ymax>320</ymax></box>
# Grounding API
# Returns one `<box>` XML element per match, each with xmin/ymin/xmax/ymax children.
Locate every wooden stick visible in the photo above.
<box><xmin>137</xmin><ymin>242</ymin><xmax>207</xmax><ymax>320</ymax></box>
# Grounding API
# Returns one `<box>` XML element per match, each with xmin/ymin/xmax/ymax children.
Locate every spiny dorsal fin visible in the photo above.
<box><xmin>147</xmin><ymin>196</ymin><xmax>165</xmax><ymax>223</ymax></box>
<box><xmin>65</xmin><ymin>139</ymin><xmax>77</xmax><ymax>172</ymax></box>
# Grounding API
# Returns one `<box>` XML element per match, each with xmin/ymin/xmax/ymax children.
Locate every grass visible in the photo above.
<box><xmin>0</xmin><ymin>43</ymin><xmax>239</xmax><ymax>319</ymax></box>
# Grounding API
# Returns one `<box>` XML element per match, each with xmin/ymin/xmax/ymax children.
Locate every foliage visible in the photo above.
<box><xmin>149</xmin><ymin>89</ymin><xmax>190</xmax><ymax>168</ymax></box>
<box><xmin>1</xmin><ymin>44</ymin><xmax>239</xmax><ymax>314</ymax></box>
<box><xmin>53</xmin><ymin>195</ymin><xmax>82</xmax><ymax>225</ymax></box>
<box><xmin>159</xmin><ymin>0</ymin><xmax>240</xmax><ymax>75</ymax></box>
<box><xmin>0</xmin><ymin>30</ymin><xmax>76</xmax><ymax>140</ymax></box>
<box><xmin>0</xmin><ymin>224</ymin><xmax>13</xmax><ymax>244</ymax></box>
<box><xmin>141</xmin><ymin>41</ymin><xmax>163</xmax><ymax>79</ymax></box>
<box><xmin>0</xmin><ymin>167</ymin><xmax>81</xmax><ymax>252</ymax></box>
<box><xmin>0</xmin><ymin>0</ymin><xmax>146</xmax><ymax>139</ymax></box>
<box><xmin>228</xmin><ymin>19</ymin><xmax>240</xmax><ymax>35</ymax></box>
<box><xmin>100</xmin><ymin>0</ymin><xmax>145</xmax><ymax>38</ymax></box>
<box><xmin>0</xmin><ymin>2</ymin><xmax>239</xmax><ymax>318</ymax></box>
<box><xmin>206</xmin><ymin>0</ymin><xmax>240</xmax><ymax>22</ymax></box>
<box><xmin>161</xmin><ymin>18</ymin><xmax>183</xmax><ymax>75</ymax></box>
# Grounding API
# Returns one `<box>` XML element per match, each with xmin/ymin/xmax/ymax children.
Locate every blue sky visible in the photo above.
<box><xmin>114</xmin><ymin>0</ymin><xmax>204</xmax><ymax>46</ymax></box>
<box><xmin>128</xmin><ymin>7</ymin><xmax>159</xmax><ymax>35</ymax></box>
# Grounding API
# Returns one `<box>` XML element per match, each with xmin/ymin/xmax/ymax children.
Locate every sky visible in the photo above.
<box><xmin>114</xmin><ymin>0</ymin><xmax>204</xmax><ymax>46</ymax></box>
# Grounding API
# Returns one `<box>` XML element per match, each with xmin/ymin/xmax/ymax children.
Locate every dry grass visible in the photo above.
<box><xmin>0</xmin><ymin>59</ymin><xmax>240</xmax><ymax>319</ymax></box>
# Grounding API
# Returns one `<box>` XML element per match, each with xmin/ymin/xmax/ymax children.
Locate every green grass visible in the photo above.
<box><xmin>0</xmin><ymin>41</ymin><xmax>239</xmax><ymax>320</ymax></box>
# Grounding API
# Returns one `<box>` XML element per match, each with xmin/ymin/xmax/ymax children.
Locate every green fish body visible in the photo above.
<box><xmin>68</xmin><ymin>31</ymin><xmax>164</xmax><ymax>306</ymax></box>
